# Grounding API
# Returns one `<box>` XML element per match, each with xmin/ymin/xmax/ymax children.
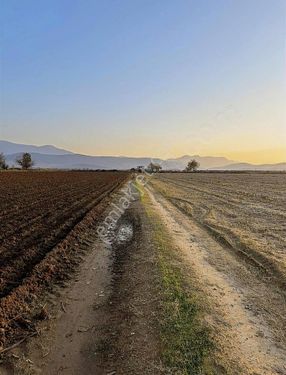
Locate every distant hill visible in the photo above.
<box><xmin>161</xmin><ymin>155</ymin><xmax>234</xmax><ymax>170</ymax></box>
<box><xmin>5</xmin><ymin>152</ymin><xmax>161</xmax><ymax>170</ymax></box>
<box><xmin>0</xmin><ymin>140</ymin><xmax>73</xmax><ymax>155</ymax></box>
<box><xmin>1</xmin><ymin>140</ymin><xmax>285</xmax><ymax>171</ymax></box>
<box><xmin>4</xmin><ymin>152</ymin><xmax>235</xmax><ymax>170</ymax></box>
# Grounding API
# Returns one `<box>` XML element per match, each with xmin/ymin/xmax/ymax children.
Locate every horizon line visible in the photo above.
<box><xmin>1</xmin><ymin>139</ymin><xmax>285</xmax><ymax>165</ymax></box>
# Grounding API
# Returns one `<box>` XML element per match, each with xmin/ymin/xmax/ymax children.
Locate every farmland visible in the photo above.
<box><xmin>151</xmin><ymin>172</ymin><xmax>286</xmax><ymax>284</ymax></box>
<box><xmin>0</xmin><ymin>171</ymin><xmax>127</xmax><ymax>350</ymax></box>
<box><xmin>147</xmin><ymin>172</ymin><xmax>286</xmax><ymax>373</ymax></box>
<box><xmin>1</xmin><ymin>171</ymin><xmax>286</xmax><ymax>375</ymax></box>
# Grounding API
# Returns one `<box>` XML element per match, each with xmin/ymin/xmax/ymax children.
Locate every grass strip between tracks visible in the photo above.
<box><xmin>139</xmin><ymin>185</ymin><xmax>215</xmax><ymax>375</ymax></box>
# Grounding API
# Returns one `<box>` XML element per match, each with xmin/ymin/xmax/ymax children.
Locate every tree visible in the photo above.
<box><xmin>147</xmin><ymin>162</ymin><xmax>162</xmax><ymax>173</ymax></box>
<box><xmin>16</xmin><ymin>153</ymin><xmax>34</xmax><ymax>170</ymax></box>
<box><xmin>0</xmin><ymin>153</ymin><xmax>8</xmax><ymax>170</ymax></box>
<box><xmin>185</xmin><ymin>159</ymin><xmax>199</xmax><ymax>172</ymax></box>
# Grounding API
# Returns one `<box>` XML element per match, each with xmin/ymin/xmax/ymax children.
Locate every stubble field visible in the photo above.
<box><xmin>151</xmin><ymin>172</ymin><xmax>286</xmax><ymax>285</ymax></box>
<box><xmin>147</xmin><ymin>172</ymin><xmax>286</xmax><ymax>373</ymax></box>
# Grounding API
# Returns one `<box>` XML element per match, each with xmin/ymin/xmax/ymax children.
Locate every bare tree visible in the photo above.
<box><xmin>0</xmin><ymin>153</ymin><xmax>8</xmax><ymax>170</ymax></box>
<box><xmin>185</xmin><ymin>159</ymin><xmax>199</xmax><ymax>172</ymax></box>
<box><xmin>16</xmin><ymin>153</ymin><xmax>34</xmax><ymax>170</ymax></box>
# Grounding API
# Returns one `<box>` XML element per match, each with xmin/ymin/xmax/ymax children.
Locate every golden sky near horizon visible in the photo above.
<box><xmin>1</xmin><ymin>1</ymin><xmax>285</xmax><ymax>165</ymax></box>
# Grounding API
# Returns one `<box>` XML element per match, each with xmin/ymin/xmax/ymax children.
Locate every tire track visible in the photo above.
<box><xmin>146</xmin><ymin>184</ymin><xmax>286</xmax><ymax>374</ymax></box>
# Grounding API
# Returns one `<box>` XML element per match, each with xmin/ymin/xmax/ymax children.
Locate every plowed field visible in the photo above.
<box><xmin>0</xmin><ymin>171</ymin><xmax>127</xmax><ymax>350</ymax></box>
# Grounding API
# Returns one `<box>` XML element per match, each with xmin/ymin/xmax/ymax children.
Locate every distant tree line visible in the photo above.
<box><xmin>131</xmin><ymin>159</ymin><xmax>200</xmax><ymax>173</ymax></box>
<box><xmin>1</xmin><ymin>152</ymin><xmax>200</xmax><ymax>172</ymax></box>
<box><xmin>0</xmin><ymin>152</ymin><xmax>34</xmax><ymax>170</ymax></box>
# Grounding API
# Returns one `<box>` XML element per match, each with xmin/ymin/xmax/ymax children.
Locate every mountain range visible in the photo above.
<box><xmin>1</xmin><ymin>140</ymin><xmax>285</xmax><ymax>171</ymax></box>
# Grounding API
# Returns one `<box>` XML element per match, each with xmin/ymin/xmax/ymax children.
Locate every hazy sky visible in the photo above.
<box><xmin>1</xmin><ymin>0</ymin><xmax>285</xmax><ymax>163</ymax></box>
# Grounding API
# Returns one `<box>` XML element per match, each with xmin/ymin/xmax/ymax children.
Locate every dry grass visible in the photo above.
<box><xmin>141</xmin><ymin>188</ymin><xmax>216</xmax><ymax>375</ymax></box>
<box><xmin>151</xmin><ymin>172</ymin><xmax>286</xmax><ymax>285</ymax></box>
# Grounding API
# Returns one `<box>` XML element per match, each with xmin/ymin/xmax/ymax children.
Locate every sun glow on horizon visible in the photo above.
<box><xmin>1</xmin><ymin>1</ymin><xmax>285</xmax><ymax>164</ymax></box>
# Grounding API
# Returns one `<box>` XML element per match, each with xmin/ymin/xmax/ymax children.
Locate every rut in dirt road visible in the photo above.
<box><xmin>146</xmin><ymin>184</ymin><xmax>286</xmax><ymax>375</ymax></box>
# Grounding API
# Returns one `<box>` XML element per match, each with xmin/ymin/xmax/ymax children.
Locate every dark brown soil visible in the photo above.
<box><xmin>0</xmin><ymin>171</ymin><xmax>128</xmax><ymax>352</ymax></box>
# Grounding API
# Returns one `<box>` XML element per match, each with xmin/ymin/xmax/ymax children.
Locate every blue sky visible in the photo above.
<box><xmin>1</xmin><ymin>0</ymin><xmax>285</xmax><ymax>162</ymax></box>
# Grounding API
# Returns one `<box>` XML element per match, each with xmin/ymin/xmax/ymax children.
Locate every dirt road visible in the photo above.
<box><xmin>1</xmin><ymin>178</ymin><xmax>285</xmax><ymax>374</ymax></box>
<box><xmin>146</xmin><ymin>183</ymin><xmax>286</xmax><ymax>374</ymax></box>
